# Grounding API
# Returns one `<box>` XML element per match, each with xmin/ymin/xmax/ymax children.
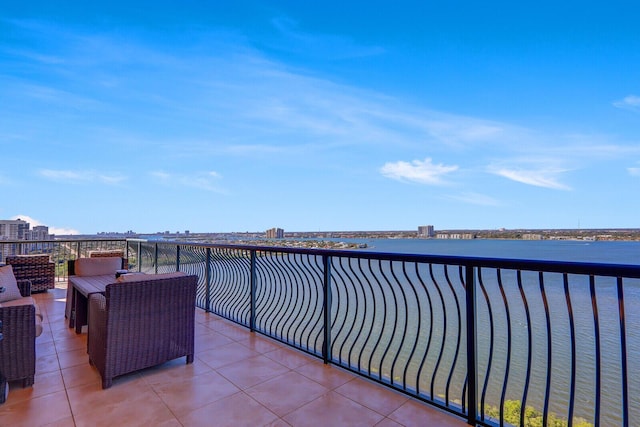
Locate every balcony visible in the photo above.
<box><xmin>1</xmin><ymin>238</ymin><xmax>638</xmax><ymax>426</ymax></box>
<box><xmin>0</xmin><ymin>285</ymin><xmax>465</xmax><ymax>426</ymax></box>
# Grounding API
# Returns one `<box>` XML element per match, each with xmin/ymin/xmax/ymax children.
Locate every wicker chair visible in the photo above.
<box><xmin>6</xmin><ymin>255</ymin><xmax>55</xmax><ymax>293</ymax></box>
<box><xmin>0</xmin><ymin>280</ymin><xmax>36</xmax><ymax>387</ymax></box>
<box><xmin>87</xmin><ymin>274</ymin><xmax>197</xmax><ymax>389</ymax></box>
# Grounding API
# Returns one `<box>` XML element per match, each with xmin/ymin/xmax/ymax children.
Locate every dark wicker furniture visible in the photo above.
<box><xmin>6</xmin><ymin>255</ymin><xmax>55</xmax><ymax>293</ymax></box>
<box><xmin>0</xmin><ymin>280</ymin><xmax>36</xmax><ymax>387</ymax></box>
<box><xmin>65</xmin><ymin>257</ymin><xmax>127</xmax><ymax>326</ymax></box>
<box><xmin>68</xmin><ymin>275</ymin><xmax>113</xmax><ymax>333</ymax></box>
<box><xmin>87</xmin><ymin>274</ymin><xmax>197</xmax><ymax>389</ymax></box>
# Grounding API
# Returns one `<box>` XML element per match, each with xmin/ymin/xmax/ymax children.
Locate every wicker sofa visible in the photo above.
<box><xmin>6</xmin><ymin>254</ymin><xmax>55</xmax><ymax>293</ymax></box>
<box><xmin>0</xmin><ymin>279</ymin><xmax>41</xmax><ymax>388</ymax></box>
<box><xmin>87</xmin><ymin>273</ymin><xmax>197</xmax><ymax>389</ymax></box>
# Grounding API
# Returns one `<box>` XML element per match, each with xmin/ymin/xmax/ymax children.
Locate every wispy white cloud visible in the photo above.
<box><xmin>270</xmin><ymin>16</ymin><xmax>385</xmax><ymax>60</ymax></box>
<box><xmin>7</xmin><ymin>19</ymin><xmax>634</xmax><ymax>165</ymax></box>
<box><xmin>628</xmin><ymin>165</ymin><xmax>640</xmax><ymax>176</ymax></box>
<box><xmin>150</xmin><ymin>171</ymin><xmax>225</xmax><ymax>193</ymax></box>
<box><xmin>446</xmin><ymin>192</ymin><xmax>501</xmax><ymax>206</ymax></box>
<box><xmin>490</xmin><ymin>167</ymin><xmax>571</xmax><ymax>190</ymax></box>
<box><xmin>38</xmin><ymin>169</ymin><xmax>127</xmax><ymax>185</ymax></box>
<box><xmin>613</xmin><ymin>95</ymin><xmax>640</xmax><ymax>112</ymax></box>
<box><xmin>2</xmin><ymin>47</ymin><xmax>64</xmax><ymax>64</ymax></box>
<box><xmin>19</xmin><ymin>83</ymin><xmax>103</xmax><ymax>110</ymax></box>
<box><xmin>11</xmin><ymin>214</ymin><xmax>80</xmax><ymax>235</ymax></box>
<box><xmin>380</xmin><ymin>157</ymin><xmax>458</xmax><ymax>185</ymax></box>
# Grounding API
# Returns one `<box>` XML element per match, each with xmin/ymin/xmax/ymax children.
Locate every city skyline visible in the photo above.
<box><xmin>2</xmin><ymin>2</ymin><xmax>639</xmax><ymax>234</ymax></box>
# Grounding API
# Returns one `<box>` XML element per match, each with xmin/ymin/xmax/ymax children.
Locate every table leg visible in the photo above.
<box><xmin>68</xmin><ymin>287</ymin><xmax>76</xmax><ymax>329</ymax></box>
<box><xmin>74</xmin><ymin>291</ymin><xmax>88</xmax><ymax>334</ymax></box>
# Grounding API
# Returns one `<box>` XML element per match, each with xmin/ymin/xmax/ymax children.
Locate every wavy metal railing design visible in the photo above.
<box><xmin>254</xmin><ymin>250</ymin><xmax>325</xmax><ymax>355</ymax></box>
<box><xmin>128</xmin><ymin>241</ymin><xmax>638</xmax><ymax>427</ymax></box>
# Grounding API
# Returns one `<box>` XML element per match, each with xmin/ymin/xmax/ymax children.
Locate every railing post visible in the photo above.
<box><xmin>322</xmin><ymin>255</ymin><xmax>332</xmax><ymax>364</ymax></box>
<box><xmin>176</xmin><ymin>245</ymin><xmax>181</xmax><ymax>272</ymax></box>
<box><xmin>205</xmin><ymin>248</ymin><xmax>211</xmax><ymax>312</ymax></box>
<box><xmin>250</xmin><ymin>250</ymin><xmax>256</xmax><ymax>332</ymax></box>
<box><xmin>137</xmin><ymin>241</ymin><xmax>142</xmax><ymax>272</ymax></box>
<box><xmin>465</xmin><ymin>264</ymin><xmax>478</xmax><ymax>425</ymax></box>
<box><xmin>76</xmin><ymin>241</ymin><xmax>81</xmax><ymax>259</ymax></box>
<box><xmin>154</xmin><ymin>242</ymin><xmax>158</xmax><ymax>274</ymax></box>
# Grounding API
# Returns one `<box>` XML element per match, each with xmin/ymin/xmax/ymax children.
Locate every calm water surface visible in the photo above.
<box><xmin>357</xmin><ymin>238</ymin><xmax>640</xmax><ymax>265</ymax></box>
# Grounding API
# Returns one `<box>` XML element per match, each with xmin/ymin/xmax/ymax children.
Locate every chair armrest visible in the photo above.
<box><xmin>88</xmin><ymin>293</ymin><xmax>108</xmax><ymax>370</ymax></box>
<box><xmin>88</xmin><ymin>294</ymin><xmax>107</xmax><ymax>336</ymax></box>
<box><xmin>89</xmin><ymin>293</ymin><xmax>106</xmax><ymax>313</ymax></box>
<box><xmin>16</xmin><ymin>279</ymin><xmax>32</xmax><ymax>297</ymax></box>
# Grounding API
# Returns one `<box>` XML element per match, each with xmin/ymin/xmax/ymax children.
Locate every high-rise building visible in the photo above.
<box><xmin>0</xmin><ymin>219</ymin><xmax>29</xmax><ymax>240</ymax></box>
<box><xmin>26</xmin><ymin>225</ymin><xmax>50</xmax><ymax>241</ymax></box>
<box><xmin>0</xmin><ymin>219</ymin><xmax>52</xmax><ymax>260</ymax></box>
<box><xmin>265</xmin><ymin>227</ymin><xmax>285</xmax><ymax>239</ymax></box>
<box><xmin>417</xmin><ymin>225</ymin><xmax>435</xmax><ymax>238</ymax></box>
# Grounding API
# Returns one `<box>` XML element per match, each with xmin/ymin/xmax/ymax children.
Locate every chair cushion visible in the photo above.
<box><xmin>0</xmin><ymin>265</ymin><xmax>23</xmax><ymax>302</ymax></box>
<box><xmin>116</xmin><ymin>271</ymin><xmax>186</xmax><ymax>283</ymax></box>
<box><xmin>75</xmin><ymin>257</ymin><xmax>122</xmax><ymax>277</ymax></box>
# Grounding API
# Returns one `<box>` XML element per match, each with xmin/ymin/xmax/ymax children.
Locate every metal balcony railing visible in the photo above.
<box><xmin>126</xmin><ymin>239</ymin><xmax>638</xmax><ymax>427</ymax></box>
<box><xmin>1</xmin><ymin>238</ymin><xmax>636</xmax><ymax>426</ymax></box>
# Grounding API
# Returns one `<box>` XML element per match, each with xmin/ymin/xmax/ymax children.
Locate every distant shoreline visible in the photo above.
<box><xmin>83</xmin><ymin>228</ymin><xmax>640</xmax><ymax>242</ymax></box>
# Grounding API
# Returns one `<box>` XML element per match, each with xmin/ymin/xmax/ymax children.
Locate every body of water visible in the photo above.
<box><xmin>352</xmin><ymin>238</ymin><xmax>640</xmax><ymax>265</ymax></box>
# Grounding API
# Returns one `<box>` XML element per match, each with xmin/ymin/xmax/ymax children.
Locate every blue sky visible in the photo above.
<box><xmin>1</xmin><ymin>2</ymin><xmax>639</xmax><ymax>235</ymax></box>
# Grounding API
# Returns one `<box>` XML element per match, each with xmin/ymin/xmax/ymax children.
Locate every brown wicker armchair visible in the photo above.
<box><xmin>0</xmin><ymin>280</ymin><xmax>36</xmax><ymax>387</ymax></box>
<box><xmin>6</xmin><ymin>255</ymin><xmax>55</xmax><ymax>293</ymax></box>
<box><xmin>87</xmin><ymin>274</ymin><xmax>197</xmax><ymax>389</ymax></box>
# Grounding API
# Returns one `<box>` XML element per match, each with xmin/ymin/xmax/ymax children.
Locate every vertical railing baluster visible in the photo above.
<box><xmin>564</xmin><ymin>273</ymin><xmax>577</xmax><ymax>427</ymax></box>
<box><xmin>250</xmin><ymin>250</ymin><xmax>257</xmax><ymax>332</ymax></box>
<box><xmin>617</xmin><ymin>277</ymin><xmax>629</xmax><ymax>427</ymax></box>
<box><xmin>518</xmin><ymin>271</ymin><xmax>533</xmax><ymax>427</ymax></box>
<box><xmin>590</xmin><ymin>275</ymin><xmax>601</xmax><ymax>426</ymax></box>
<box><xmin>323</xmin><ymin>255</ymin><xmax>332</xmax><ymax>365</ymax></box>
<box><xmin>137</xmin><ymin>241</ymin><xmax>142</xmax><ymax>272</ymax></box>
<box><xmin>205</xmin><ymin>247</ymin><xmax>211</xmax><ymax>312</ymax></box>
<box><xmin>541</xmin><ymin>272</ymin><xmax>552</xmax><ymax>427</ymax></box>
<box><xmin>154</xmin><ymin>242</ymin><xmax>158</xmax><ymax>274</ymax></box>
<box><xmin>176</xmin><ymin>245</ymin><xmax>181</xmax><ymax>272</ymax></box>
<box><xmin>465</xmin><ymin>264</ymin><xmax>477</xmax><ymax>425</ymax></box>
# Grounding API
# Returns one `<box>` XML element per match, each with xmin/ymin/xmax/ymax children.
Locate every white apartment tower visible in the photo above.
<box><xmin>0</xmin><ymin>219</ymin><xmax>29</xmax><ymax>240</ymax></box>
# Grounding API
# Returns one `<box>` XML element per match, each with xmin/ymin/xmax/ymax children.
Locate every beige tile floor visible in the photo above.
<box><xmin>0</xmin><ymin>285</ymin><xmax>468</xmax><ymax>427</ymax></box>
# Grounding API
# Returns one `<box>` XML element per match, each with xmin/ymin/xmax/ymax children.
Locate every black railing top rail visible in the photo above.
<box><xmin>127</xmin><ymin>239</ymin><xmax>640</xmax><ymax>279</ymax></box>
<box><xmin>0</xmin><ymin>238</ymin><xmax>128</xmax><ymax>244</ymax></box>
